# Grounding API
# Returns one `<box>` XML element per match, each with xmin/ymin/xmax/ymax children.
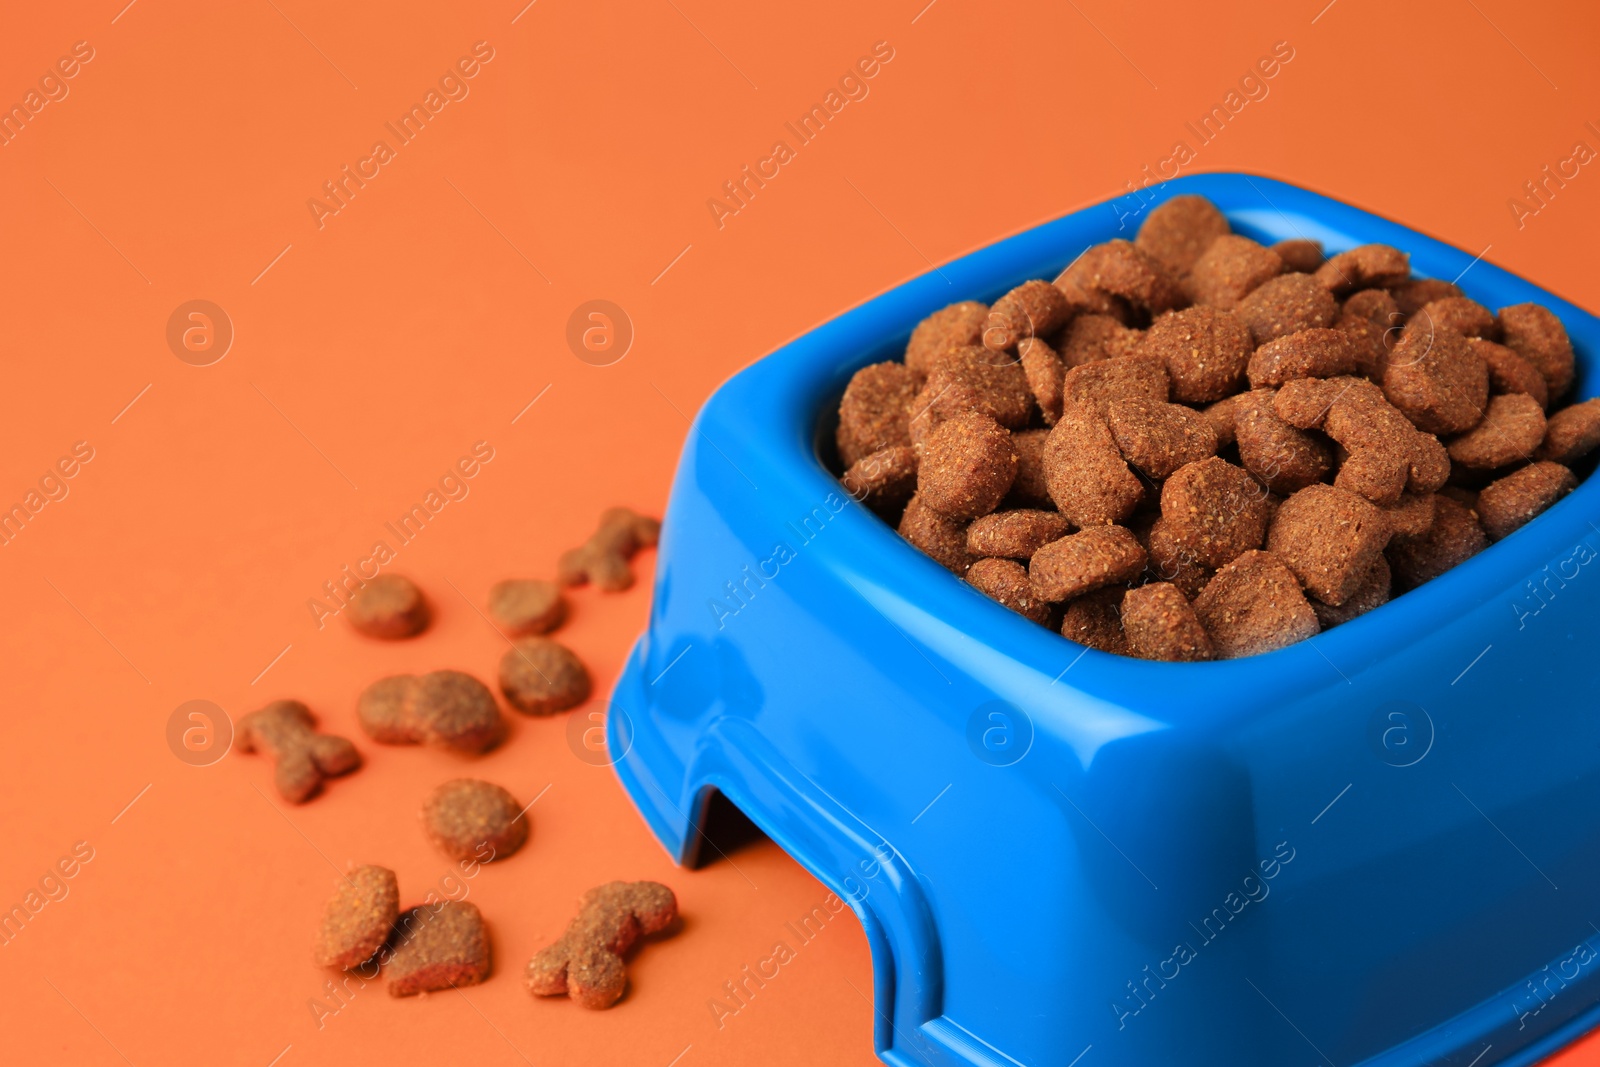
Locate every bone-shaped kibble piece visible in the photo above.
<box><xmin>238</xmin><ymin>700</ymin><xmax>360</xmax><ymax>803</ymax></box>
<box><xmin>526</xmin><ymin>881</ymin><xmax>677</xmax><ymax>1009</ymax></box>
<box><xmin>556</xmin><ymin>508</ymin><xmax>660</xmax><ymax>592</ymax></box>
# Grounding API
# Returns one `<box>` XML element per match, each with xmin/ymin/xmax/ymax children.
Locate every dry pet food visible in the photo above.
<box><xmin>422</xmin><ymin>779</ymin><xmax>529</xmax><ymax>862</ymax></box>
<box><xmin>357</xmin><ymin>670</ymin><xmax>505</xmax><ymax>754</ymax></box>
<box><xmin>499</xmin><ymin>636</ymin><xmax>593</xmax><ymax>714</ymax></box>
<box><xmin>832</xmin><ymin>194</ymin><xmax>1593</xmax><ymax>660</ymax></box>
<box><xmin>347</xmin><ymin>574</ymin><xmax>431</xmax><ymax>639</ymax></box>
<box><xmin>239</xmin><ymin>700</ymin><xmax>360</xmax><ymax>803</ymax></box>
<box><xmin>558</xmin><ymin>507</ymin><xmax>661</xmax><ymax>591</ymax></box>
<box><xmin>487</xmin><ymin>579</ymin><xmax>568</xmax><ymax>635</ymax></box>
<box><xmin>314</xmin><ymin>865</ymin><xmax>399</xmax><ymax>970</ymax></box>
<box><xmin>387</xmin><ymin>900</ymin><xmax>491</xmax><ymax>996</ymax></box>
<box><xmin>526</xmin><ymin>881</ymin><xmax>678</xmax><ymax>1009</ymax></box>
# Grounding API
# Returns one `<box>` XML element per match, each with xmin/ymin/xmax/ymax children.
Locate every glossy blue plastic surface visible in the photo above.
<box><xmin>609</xmin><ymin>173</ymin><xmax>1600</xmax><ymax>1067</ymax></box>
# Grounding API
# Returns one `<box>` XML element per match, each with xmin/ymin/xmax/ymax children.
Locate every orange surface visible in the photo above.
<box><xmin>2</xmin><ymin>1</ymin><xmax>1599</xmax><ymax>1064</ymax></box>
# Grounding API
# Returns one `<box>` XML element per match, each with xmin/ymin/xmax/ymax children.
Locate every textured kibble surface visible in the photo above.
<box><xmin>1134</xmin><ymin>194</ymin><xmax>1231</xmax><ymax>277</ymax></box>
<box><xmin>359</xmin><ymin>671</ymin><xmax>504</xmax><ymax>754</ymax></box>
<box><xmin>487</xmin><ymin>579</ymin><xmax>567</xmax><ymax>636</ymax></box>
<box><xmin>1122</xmin><ymin>582</ymin><xmax>1213</xmax><ymax>661</ymax></box>
<box><xmin>499</xmin><ymin>637</ymin><xmax>593</xmax><ymax>715</ymax></box>
<box><xmin>967</xmin><ymin>557</ymin><xmax>1052</xmax><ymax>624</ymax></box>
<box><xmin>1388</xmin><ymin>495</ymin><xmax>1488</xmax><ymax>589</ymax></box>
<box><xmin>314</xmin><ymin>865</ymin><xmax>399</xmax><ymax>970</ymax></box>
<box><xmin>347</xmin><ymin>574</ymin><xmax>430</xmax><ymax>639</ymax></box>
<box><xmin>1043</xmin><ymin>405</ymin><xmax>1145</xmax><ymax>527</ymax></box>
<box><xmin>967</xmin><ymin>509</ymin><xmax>1071</xmax><ymax>559</ymax></box>
<box><xmin>1193</xmin><ymin>550</ymin><xmax>1319</xmax><ymax>659</ymax></box>
<box><xmin>1107</xmin><ymin>396</ymin><xmax>1217</xmax><ymax>479</ymax></box>
<box><xmin>387</xmin><ymin>901</ymin><xmax>491</xmax><ymax>996</ymax></box>
<box><xmin>422</xmin><ymin>779</ymin><xmax>529</xmax><ymax>862</ymax></box>
<box><xmin>527</xmin><ymin>881</ymin><xmax>678</xmax><ymax>1009</ymax></box>
<box><xmin>917</xmin><ymin>412</ymin><xmax>1018</xmax><ymax>521</ymax></box>
<box><xmin>1539</xmin><ymin>398</ymin><xmax>1600</xmax><ymax>463</ymax></box>
<box><xmin>835</xmin><ymin>193</ymin><xmax>1592</xmax><ymax>660</ymax></box>
<box><xmin>1267</xmin><ymin>485</ymin><xmax>1392</xmax><ymax>606</ymax></box>
<box><xmin>1476</xmin><ymin>461</ymin><xmax>1578</xmax><ymax>541</ymax></box>
<box><xmin>239</xmin><ymin>700</ymin><xmax>360</xmax><ymax>803</ymax></box>
<box><xmin>1029</xmin><ymin>525</ymin><xmax>1146</xmax><ymax>603</ymax></box>
<box><xmin>1236</xmin><ymin>273</ymin><xmax>1338</xmax><ymax>346</ymax></box>
<box><xmin>1139</xmin><ymin>305</ymin><xmax>1253</xmax><ymax>403</ymax></box>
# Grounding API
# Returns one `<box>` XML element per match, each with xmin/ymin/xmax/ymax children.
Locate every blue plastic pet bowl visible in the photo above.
<box><xmin>609</xmin><ymin>173</ymin><xmax>1600</xmax><ymax>1067</ymax></box>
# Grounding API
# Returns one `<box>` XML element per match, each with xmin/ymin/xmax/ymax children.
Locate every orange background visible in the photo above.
<box><xmin>2</xmin><ymin>1</ymin><xmax>1598</xmax><ymax>1064</ymax></box>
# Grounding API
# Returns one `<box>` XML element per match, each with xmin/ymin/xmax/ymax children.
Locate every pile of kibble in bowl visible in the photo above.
<box><xmin>833</xmin><ymin>194</ymin><xmax>1600</xmax><ymax>661</ymax></box>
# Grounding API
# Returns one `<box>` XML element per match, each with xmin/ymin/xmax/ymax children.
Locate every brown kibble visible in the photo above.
<box><xmin>1058</xmin><ymin>240</ymin><xmax>1182</xmax><ymax>316</ymax></box>
<box><xmin>917</xmin><ymin>412</ymin><xmax>1017</xmax><ymax>521</ymax></box>
<box><xmin>842</xmin><ymin>445</ymin><xmax>918</xmax><ymax>519</ymax></box>
<box><xmin>1234</xmin><ymin>389</ymin><xmax>1333</xmax><ymax>494</ymax></box>
<box><xmin>1018</xmin><ymin>337</ymin><xmax>1065</xmax><ymax>424</ymax></box>
<box><xmin>1054</xmin><ymin>314</ymin><xmax>1143</xmax><ymax>368</ymax></box>
<box><xmin>499</xmin><ymin>638</ymin><xmax>592</xmax><ymax>715</ymax></box>
<box><xmin>357</xmin><ymin>671</ymin><xmax>505</xmax><ymax>754</ymax></box>
<box><xmin>1388</xmin><ymin>495</ymin><xmax>1487</xmax><ymax>590</ymax></box>
<box><xmin>1122</xmin><ymin>583</ymin><xmax>1213</xmax><ymax>661</ymax></box>
<box><xmin>1185</xmin><ymin>235</ymin><xmax>1283</xmax><ymax>308</ymax></box>
<box><xmin>1447</xmin><ymin>393</ymin><xmax>1546</xmax><ymax>469</ymax></box>
<box><xmin>967</xmin><ymin>509</ymin><xmax>1071</xmax><ymax>559</ymax></box>
<box><xmin>238</xmin><ymin>700</ymin><xmax>360</xmax><ymax>803</ymax></box>
<box><xmin>966</xmin><ymin>557</ymin><xmax>1052</xmax><ymax>624</ymax></box>
<box><xmin>1192</xmin><ymin>550</ymin><xmax>1320</xmax><ymax>658</ymax></box>
<box><xmin>1159</xmin><ymin>457</ymin><xmax>1271</xmax><ymax>568</ymax></box>
<box><xmin>1043</xmin><ymin>405</ymin><xmax>1145</xmax><ymax>527</ymax></box>
<box><xmin>1107</xmin><ymin>396</ymin><xmax>1218</xmax><ymax>479</ymax></box>
<box><xmin>917</xmin><ymin>345</ymin><xmax>1034</xmax><ymax>430</ymax></box>
<box><xmin>1390</xmin><ymin>278</ymin><xmax>1464</xmax><ymax>318</ymax></box>
<box><xmin>836</xmin><ymin>362</ymin><xmax>917</xmax><ymax>467</ymax></box>
<box><xmin>1473</xmin><ymin>339</ymin><xmax>1550</xmax><ymax>410</ymax></box>
<box><xmin>1382</xmin><ymin>492</ymin><xmax>1438</xmax><ymax>539</ymax></box>
<box><xmin>1384</xmin><ymin>327</ymin><xmax>1489</xmax><ymax>435</ymax></box>
<box><xmin>1338</xmin><ymin>288</ymin><xmax>1402</xmax><ymax>380</ymax></box>
<box><xmin>984</xmin><ymin>280</ymin><xmax>1072</xmax><ymax>351</ymax></box>
<box><xmin>1539</xmin><ymin>398</ymin><xmax>1600</xmax><ymax>464</ymax></box>
<box><xmin>1061</xmin><ymin>353</ymin><xmax>1169</xmax><ymax>416</ymax></box>
<box><xmin>1145</xmin><ymin>517</ymin><xmax>1215</xmax><ymax>599</ymax></box>
<box><xmin>1498</xmin><ymin>303</ymin><xmax>1575</xmax><ymax>399</ymax></box>
<box><xmin>1315</xmin><ymin>244</ymin><xmax>1409</xmax><ymax>295</ymax></box>
<box><xmin>1334</xmin><ymin>447</ymin><xmax>1408</xmax><ymax>507</ymax></box>
<box><xmin>1410</xmin><ymin>297</ymin><xmax>1498</xmax><ymax>340</ymax></box>
<box><xmin>1271</xmin><ymin>238</ymin><xmax>1325</xmax><ymax>273</ymax></box>
<box><xmin>1313</xmin><ymin>555</ymin><xmax>1391</xmax><ymax>629</ymax></box>
<box><xmin>1279</xmin><ymin>376</ymin><xmax>1451</xmax><ymax>497</ymax></box>
<box><xmin>347</xmin><ymin>574</ymin><xmax>430</xmax><ymax>640</ymax></box>
<box><xmin>387</xmin><ymin>901</ymin><xmax>490</xmax><ymax>996</ymax></box>
<box><xmin>1135</xmin><ymin>194</ymin><xmax>1231</xmax><ymax>277</ymax></box>
<box><xmin>488</xmin><ymin>580</ymin><xmax>567</xmax><ymax>636</ymax></box>
<box><xmin>1236</xmin><ymin>273</ymin><xmax>1339</xmax><ymax>346</ymax></box>
<box><xmin>1138</xmin><ymin>306</ymin><xmax>1254</xmax><ymax>403</ymax></box>
<box><xmin>905</xmin><ymin>301</ymin><xmax>988</xmax><ymax>376</ymax></box>
<box><xmin>1202</xmin><ymin>394</ymin><xmax>1241</xmax><ymax>448</ymax></box>
<box><xmin>558</xmin><ymin>508</ymin><xmax>661</xmax><ymax>592</ymax></box>
<box><xmin>422</xmin><ymin>779</ymin><xmax>529</xmax><ymax>862</ymax></box>
<box><xmin>899</xmin><ymin>494</ymin><xmax>975</xmax><ymax>575</ymax></box>
<box><xmin>1028</xmin><ymin>525</ymin><xmax>1146</xmax><ymax>602</ymax></box>
<box><xmin>1247</xmin><ymin>328</ymin><xmax>1360</xmax><ymax>388</ymax></box>
<box><xmin>527</xmin><ymin>881</ymin><xmax>678</xmax><ymax>1009</ymax></box>
<box><xmin>315</xmin><ymin>866</ymin><xmax>398</xmax><ymax>970</ymax></box>
<box><xmin>1006</xmin><ymin>430</ymin><xmax>1052</xmax><ymax>508</ymax></box>
<box><xmin>1267</xmin><ymin>484</ymin><xmax>1393</xmax><ymax>606</ymax></box>
<box><xmin>1476</xmin><ymin>461</ymin><xmax>1578</xmax><ymax>541</ymax></box>
<box><xmin>1060</xmin><ymin>587</ymin><xmax>1128</xmax><ymax>654</ymax></box>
